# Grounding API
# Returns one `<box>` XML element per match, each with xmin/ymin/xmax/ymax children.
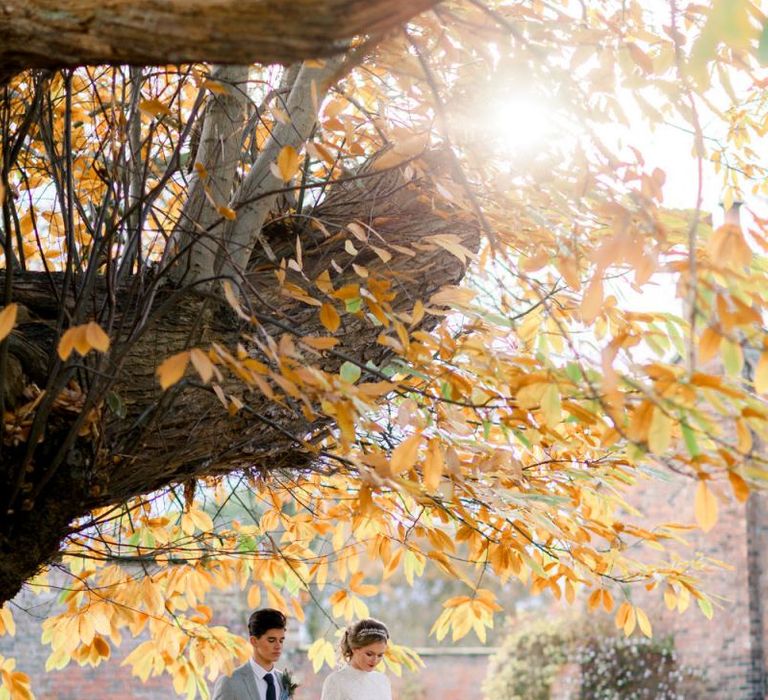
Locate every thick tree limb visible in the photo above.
<box><xmin>220</xmin><ymin>57</ymin><xmax>347</xmax><ymax>276</ymax></box>
<box><xmin>171</xmin><ymin>65</ymin><xmax>251</xmax><ymax>286</ymax></box>
<box><xmin>0</xmin><ymin>155</ymin><xmax>480</xmax><ymax>603</ymax></box>
<box><xmin>0</xmin><ymin>0</ymin><xmax>439</xmax><ymax>84</ymax></box>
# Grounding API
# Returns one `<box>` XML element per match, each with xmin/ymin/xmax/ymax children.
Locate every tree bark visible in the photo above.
<box><xmin>0</xmin><ymin>159</ymin><xmax>479</xmax><ymax>603</ymax></box>
<box><xmin>0</xmin><ymin>0</ymin><xmax>439</xmax><ymax>84</ymax></box>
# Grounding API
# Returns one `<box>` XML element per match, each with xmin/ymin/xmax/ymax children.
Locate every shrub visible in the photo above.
<box><xmin>483</xmin><ymin>613</ymin><xmax>706</xmax><ymax>700</ymax></box>
<box><xmin>482</xmin><ymin>614</ymin><xmax>576</xmax><ymax>700</ymax></box>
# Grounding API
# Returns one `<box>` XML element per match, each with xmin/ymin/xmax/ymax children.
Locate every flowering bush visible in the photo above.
<box><xmin>483</xmin><ymin>613</ymin><xmax>707</xmax><ymax>700</ymax></box>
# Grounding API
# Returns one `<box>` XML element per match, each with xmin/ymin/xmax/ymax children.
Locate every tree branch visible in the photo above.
<box><xmin>0</xmin><ymin>0</ymin><xmax>439</xmax><ymax>84</ymax></box>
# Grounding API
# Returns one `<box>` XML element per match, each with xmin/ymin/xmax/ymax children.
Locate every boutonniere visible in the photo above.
<box><xmin>279</xmin><ymin>669</ymin><xmax>299</xmax><ymax>700</ymax></box>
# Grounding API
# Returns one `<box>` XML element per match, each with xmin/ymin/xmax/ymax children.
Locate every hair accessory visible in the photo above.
<box><xmin>356</xmin><ymin>627</ymin><xmax>388</xmax><ymax>638</ymax></box>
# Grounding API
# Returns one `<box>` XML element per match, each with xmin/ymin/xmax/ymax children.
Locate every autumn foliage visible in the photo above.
<box><xmin>1</xmin><ymin>0</ymin><xmax>768</xmax><ymax>697</ymax></box>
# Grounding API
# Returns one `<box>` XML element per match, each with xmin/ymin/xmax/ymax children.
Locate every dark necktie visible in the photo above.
<box><xmin>264</xmin><ymin>672</ymin><xmax>277</xmax><ymax>700</ymax></box>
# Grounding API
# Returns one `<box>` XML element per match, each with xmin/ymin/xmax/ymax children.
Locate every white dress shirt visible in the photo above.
<box><xmin>249</xmin><ymin>658</ymin><xmax>280</xmax><ymax>699</ymax></box>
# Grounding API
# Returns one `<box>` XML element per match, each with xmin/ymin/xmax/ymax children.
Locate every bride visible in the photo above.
<box><xmin>320</xmin><ymin>618</ymin><xmax>392</xmax><ymax>700</ymax></box>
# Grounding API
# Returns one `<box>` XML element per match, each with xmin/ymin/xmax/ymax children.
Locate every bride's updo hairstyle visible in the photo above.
<box><xmin>340</xmin><ymin>618</ymin><xmax>390</xmax><ymax>660</ymax></box>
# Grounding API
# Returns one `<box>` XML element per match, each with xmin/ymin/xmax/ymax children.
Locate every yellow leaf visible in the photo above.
<box><xmin>601</xmin><ymin>589</ymin><xmax>614</xmax><ymax>613</ymax></box>
<box><xmin>84</xmin><ymin>322</ymin><xmax>110</xmax><ymax>353</ymax></box>
<box><xmin>755</xmin><ymin>351</ymin><xmax>768</xmax><ymax>394</ymax></box>
<box><xmin>540</xmin><ymin>383</ymin><xmax>562</xmax><ymax>426</ymax></box>
<box><xmin>276</xmin><ymin>145</ymin><xmax>301</xmax><ymax>182</ymax></box>
<box><xmin>0</xmin><ymin>303</ymin><xmax>17</xmax><ymax>342</ymax></box>
<box><xmin>372</xmin><ymin>132</ymin><xmax>429</xmax><ymax>171</ymax></box>
<box><xmin>647</xmin><ymin>406</ymin><xmax>672</xmax><ymax>454</ymax></box>
<box><xmin>391</xmin><ymin>432</ymin><xmax>422</xmax><ymax>475</ymax></box>
<box><xmin>728</xmin><ymin>471</ymin><xmax>750</xmax><ymax>503</ymax></box>
<box><xmin>157</xmin><ymin>351</ymin><xmax>190</xmax><ymax>390</ymax></box>
<box><xmin>371</xmin><ymin>245</ymin><xmax>392</xmax><ymax>263</ymax></box>
<box><xmin>319</xmin><ymin>303</ymin><xmax>341</xmax><ymax>333</ymax></box>
<box><xmin>635</xmin><ymin>606</ymin><xmax>652</xmax><ymax>638</ymax></box>
<box><xmin>222</xmin><ymin>280</ymin><xmax>250</xmax><ymax>320</ymax></box>
<box><xmin>663</xmin><ymin>586</ymin><xmax>677</xmax><ymax>611</ymax></box>
<box><xmin>189</xmin><ymin>348</ymin><xmax>214</xmax><ymax>383</ymax></box>
<box><xmin>694</xmin><ymin>480</ymin><xmax>718</xmax><ymax>532</ymax></box>
<box><xmin>0</xmin><ymin>605</ymin><xmax>15</xmax><ymax>636</ymax></box>
<box><xmin>580</xmin><ymin>277</ymin><xmax>603</xmax><ymax>323</ymax></box>
<box><xmin>587</xmin><ymin>589</ymin><xmax>602</xmax><ymax>612</ymax></box>
<box><xmin>429</xmin><ymin>286</ymin><xmax>476</xmax><ymax>308</ymax></box>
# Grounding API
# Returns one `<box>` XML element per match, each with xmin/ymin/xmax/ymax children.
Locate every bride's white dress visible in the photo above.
<box><xmin>320</xmin><ymin>664</ymin><xmax>392</xmax><ymax>700</ymax></box>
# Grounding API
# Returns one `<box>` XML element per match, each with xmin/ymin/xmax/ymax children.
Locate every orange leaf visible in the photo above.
<box><xmin>623</xmin><ymin>605</ymin><xmax>637</xmax><ymax>636</ymax></box>
<box><xmin>698</xmin><ymin>326</ymin><xmax>721</xmax><ymax>365</ymax></box>
<box><xmin>217</xmin><ymin>205</ymin><xmax>237</xmax><ymax>220</ymax></box>
<box><xmin>157</xmin><ymin>351</ymin><xmax>190</xmax><ymax>390</ymax></box>
<box><xmin>635</xmin><ymin>606</ymin><xmax>652</xmax><ymax>638</ymax></box>
<box><xmin>423</xmin><ymin>439</ymin><xmax>444</xmax><ymax>491</ymax></box>
<box><xmin>0</xmin><ymin>303</ymin><xmax>17</xmax><ymax>342</ymax></box>
<box><xmin>301</xmin><ymin>336</ymin><xmax>340</xmax><ymax>350</ymax></box>
<box><xmin>57</xmin><ymin>325</ymin><xmax>91</xmax><ymax>359</ymax></box>
<box><xmin>694</xmin><ymin>480</ymin><xmax>718</xmax><ymax>532</ymax></box>
<box><xmin>85</xmin><ymin>322</ymin><xmax>110</xmax><ymax>353</ymax></box>
<box><xmin>319</xmin><ymin>303</ymin><xmax>341</xmax><ymax>333</ymax></box>
<box><xmin>728</xmin><ymin>471</ymin><xmax>750</xmax><ymax>503</ymax></box>
<box><xmin>615</xmin><ymin>601</ymin><xmax>631</xmax><ymax>629</ymax></box>
<box><xmin>139</xmin><ymin>98</ymin><xmax>172</xmax><ymax>118</ymax></box>
<box><xmin>277</xmin><ymin>145</ymin><xmax>301</xmax><ymax>182</ymax></box>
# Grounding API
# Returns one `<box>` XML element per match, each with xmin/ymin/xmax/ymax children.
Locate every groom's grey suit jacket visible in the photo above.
<box><xmin>211</xmin><ymin>662</ymin><xmax>283</xmax><ymax>700</ymax></box>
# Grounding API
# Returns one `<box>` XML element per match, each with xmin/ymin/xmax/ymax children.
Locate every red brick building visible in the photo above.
<box><xmin>629</xmin><ymin>474</ymin><xmax>768</xmax><ymax>699</ymax></box>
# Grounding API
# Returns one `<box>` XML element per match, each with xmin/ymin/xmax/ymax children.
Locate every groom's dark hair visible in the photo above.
<box><xmin>248</xmin><ymin>608</ymin><xmax>287</xmax><ymax>638</ymax></box>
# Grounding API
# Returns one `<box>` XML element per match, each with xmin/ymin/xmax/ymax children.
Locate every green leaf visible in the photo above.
<box><xmin>681</xmin><ymin>422</ymin><xmax>700</xmax><ymax>458</ymax></box>
<box><xmin>697</xmin><ymin>595</ymin><xmax>714</xmax><ymax>620</ymax></box>
<box><xmin>514</xmin><ymin>430</ymin><xmax>531</xmax><ymax>448</ymax></box>
<box><xmin>340</xmin><ymin>361</ymin><xmax>361</xmax><ymax>383</ymax></box>
<box><xmin>540</xmin><ymin>383</ymin><xmax>562</xmax><ymax>425</ymax></box>
<box><xmin>759</xmin><ymin>22</ymin><xmax>768</xmax><ymax>64</ymax></box>
<box><xmin>106</xmin><ymin>391</ymin><xmax>126</xmax><ymax>418</ymax></box>
<box><xmin>721</xmin><ymin>338</ymin><xmax>744</xmax><ymax>377</ymax></box>
<box><xmin>565</xmin><ymin>362</ymin><xmax>583</xmax><ymax>383</ymax></box>
<box><xmin>345</xmin><ymin>297</ymin><xmax>362</xmax><ymax>312</ymax></box>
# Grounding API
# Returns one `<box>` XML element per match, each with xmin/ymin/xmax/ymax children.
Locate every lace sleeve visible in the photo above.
<box><xmin>320</xmin><ymin>672</ymin><xmax>342</xmax><ymax>700</ymax></box>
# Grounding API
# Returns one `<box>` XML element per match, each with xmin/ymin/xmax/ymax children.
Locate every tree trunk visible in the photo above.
<box><xmin>0</xmin><ymin>159</ymin><xmax>479</xmax><ymax>603</ymax></box>
<box><xmin>0</xmin><ymin>0</ymin><xmax>438</xmax><ymax>84</ymax></box>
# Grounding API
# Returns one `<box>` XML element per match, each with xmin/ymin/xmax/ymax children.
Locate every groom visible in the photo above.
<box><xmin>212</xmin><ymin>608</ymin><xmax>290</xmax><ymax>700</ymax></box>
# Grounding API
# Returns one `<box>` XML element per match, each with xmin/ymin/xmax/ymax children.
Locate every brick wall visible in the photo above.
<box><xmin>0</xmin><ymin>583</ymin><xmax>493</xmax><ymax>700</ymax></box>
<box><xmin>629</xmin><ymin>474</ymin><xmax>768</xmax><ymax>699</ymax></box>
